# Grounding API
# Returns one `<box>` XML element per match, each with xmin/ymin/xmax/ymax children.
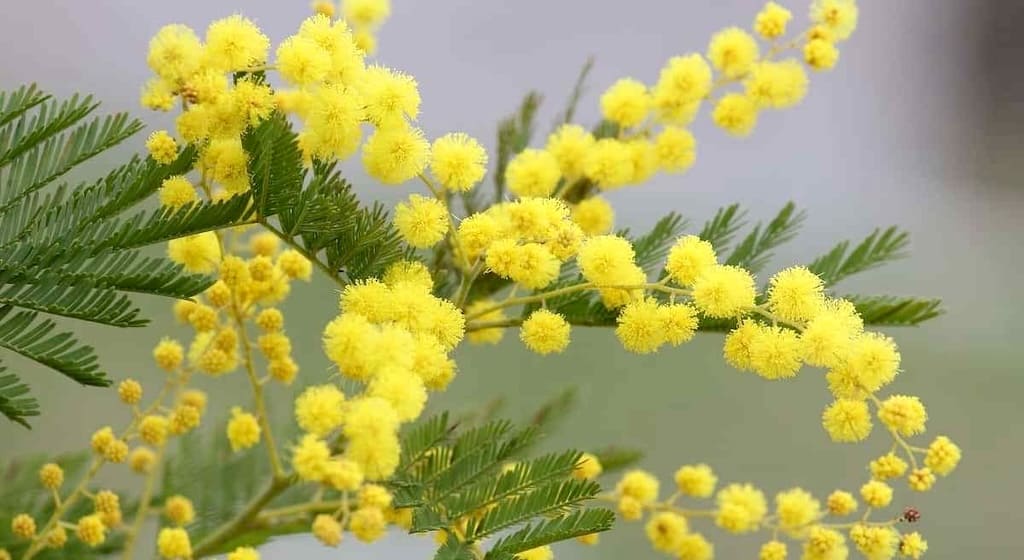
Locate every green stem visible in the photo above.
<box><xmin>120</xmin><ymin>441</ymin><xmax>168</xmax><ymax>560</ymax></box>
<box><xmin>192</xmin><ymin>476</ymin><xmax>293</xmax><ymax>558</ymax></box>
<box><xmin>22</xmin><ymin>459</ymin><xmax>105</xmax><ymax>560</ymax></box>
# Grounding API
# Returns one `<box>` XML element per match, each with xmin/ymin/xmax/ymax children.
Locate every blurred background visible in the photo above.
<box><xmin>2</xmin><ymin>0</ymin><xmax>1022</xmax><ymax>558</ymax></box>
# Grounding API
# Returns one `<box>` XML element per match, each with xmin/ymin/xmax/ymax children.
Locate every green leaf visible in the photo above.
<box><xmin>0</xmin><ymin>306</ymin><xmax>107</xmax><ymax>387</ymax></box>
<box><xmin>592</xmin><ymin>446</ymin><xmax>644</xmax><ymax>474</ymax></box>
<box><xmin>434</xmin><ymin>539</ymin><xmax>476</xmax><ymax>560</ymax></box>
<box><xmin>627</xmin><ymin>212</ymin><xmax>688</xmax><ymax>275</ymax></box>
<box><xmin>847</xmin><ymin>295</ymin><xmax>944</xmax><ymax>326</ymax></box>
<box><xmin>725</xmin><ymin>202</ymin><xmax>806</xmax><ymax>273</ymax></box>
<box><xmin>553</xmin><ymin>57</ymin><xmax>595</xmax><ymax>127</ymax></box>
<box><xmin>0</xmin><ymin>366</ymin><xmax>38</xmax><ymax>427</ymax></box>
<box><xmin>464</xmin><ymin>478</ymin><xmax>602</xmax><ymax>541</ymax></box>
<box><xmin>808</xmin><ymin>226</ymin><xmax>910</xmax><ymax>286</ymax></box>
<box><xmin>698</xmin><ymin>203</ymin><xmax>746</xmax><ymax>251</ymax></box>
<box><xmin>484</xmin><ymin>508</ymin><xmax>616</xmax><ymax>560</ymax></box>
<box><xmin>495</xmin><ymin>92</ymin><xmax>543</xmax><ymax>199</ymax></box>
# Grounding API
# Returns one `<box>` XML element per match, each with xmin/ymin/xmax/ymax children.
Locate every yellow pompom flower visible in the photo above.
<box><xmin>232</xmin><ymin>78</ymin><xmax>274</xmax><ymax>126</ymax></box>
<box><xmin>745</xmin><ymin>60</ymin><xmax>810</xmax><ymax>109</ymax></box>
<box><xmin>516</xmin><ymin>546</ymin><xmax>553</xmax><ymax>560</ymax></box>
<box><xmin>368</xmin><ymin>367</ymin><xmax>428</xmax><ymax>421</ymax></box>
<box><xmin>323</xmin><ymin>314</ymin><xmax>381</xmax><ymax>380</ymax></box>
<box><xmin>362</xmin><ymin>122</ymin><xmax>430</xmax><ymax>184</ymax></box>
<box><xmin>748</xmin><ymin>324</ymin><xmax>802</xmax><ymax>379</ymax></box>
<box><xmin>652</xmin><ymin>54</ymin><xmax>711</xmax><ymax>124</ymax></box>
<box><xmin>810</xmin><ymin>0</ymin><xmax>859</xmax><ymax>42</ymax></box>
<box><xmin>164</xmin><ymin>495</ymin><xmax>195</xmax><ymax>526</ymax></box>
<box><xmin>130</xmin><ymin>447</ymin><xmax>157</xmax><ymax>473</ymax></box>
<box><xmin>666</xmin><ymin>236</ymin><xmax>717</xmax><ymax>286</ymax></box>
<box><xmin>325</xmin><ymin>458</ymin><xmax>365</xmax><ymax>491</ymax></box>
<box><xmin>345</xmin><ymin>431</ymin><xmax>401</xmax><ymax>480</ymax></box>
<box><xmin>45</xmin><ymin>526</ymin><xmax>67</xmax><ymax>549</ymax></box>
<box><xmin>304</xmin><ymin>84</ymin><xmax>364</xmax><ymax>159</ymax></box>
<box><xmin>350</xmin><ymin>506</ymin><xmax>387</xmax><ymax>542</ymax></box>
<box><xmin>157</xmin><ymin>527</ymin><xmax>191</xmax><ymax>559</ymax></box>
<box><xmin>723</xmin><ymin>319</ymin><xmax>761</xmax><ymax>371</ymax></box>
<box><xmin>692</xmin><ymin>264</ymin><xmax>756</xmax><ymax>318</ymax></box>
<box><xmin>767</xmin><ymin>266</ymin><xmax>825</xmax><ymax>322</ymax></box>
<box><xmin>677</xmin><ymin>533</ymin><xmax>714</xmax><ymax>560</ymax></box>
<box><xmin>383</xmin><ymin>260</ymin><xmax>433</xmax><ymax>290</ymax></box>
<box><xmin>456</xmin><ymin>212</ymin><xmax>501</xmax><ymax>261</ymax></box>
<box><xmin>204</xmin><ymin>15</ymin><xmax>270</xmax><ymax>71</ymax></box>
<box><xmin>716</xmin><ymin>483</ymin><xmax>768</xmax><ymax>533</ymax></box>
<box><xmin>907</xmin><ymin>468</ymin><xmax>936</xmax><ymax>492</ymax></box>
<box><xmin>226</xmin><ymin>407</ymin><xmax>261</xmax><ymax>451</ymax></box>
<box><xmin>617</xmin><ymin>469</ymin><xmax>660</xmax><ymax>503</ymax></box>
<box><xmin>169</xmin><ymin>404</ymin><xmax>201</xmax><ymax>435</ymax></box>
<box><xmin>292</xmin><ymin>434</ymin><xmax>332</xmax><ymax>482</ymax></box>
<box><xmin>645</xmin><ymin>511</ymin><xmax>689</xmax><ymax>552</ymax></box>
<box><xmin>158</xmin><ymin>176</ymin><xmax>197</xmax><ymax>208</ymax></box>
<box><xmin>429</xmin><ymin>132</ymin><xmax>488</xmax><ymax>192</ymax></box>
<box><xmin>625</xmin><ymin>139</ymin><xmax>658</xmax><ymax>184</ymax></box>
<box><xmin>760</xmin><ymin>540</ymin><xmax>788</xmax><ymax>560</ymax></box>
<box><xmin>571</xmin><ymin>197</ymin><xmax>614</xmax><ymax>236</ymax></box>
<box><xmin>394</xmin><ymin>194</ymin><xmax>449</xmax><ymax>248</ymax></box>
<box><xmin>617</xmin><ymin>495</ymin><xmax>643</xmax><ymax>521</ymax></box>
<box><xmin>141</xmin><ymin>78</ymin><xmax>176</xmax><ymax>111</ymax></box>
<box><xmin>39</xmin><ymin>463</ymin><xmax>64</xmax><ymax>490</ymax></box>
<box><xmin>801</xmin><ymin>303</ymin><xmax>861</xmax><ymax>368</ymax></box>
<box><xmin>358</xmin><ymin>483</ymin><xmax>393</xmax><ymax>510</ymax></box>
<box><xmin>821</xmin><ymin>399</ymin><xmax>872</xmax><ymax>442</ymax></box>
<box><xmin>616</xmin><ymin>298</ymin><xmax>666</xmax><ymax>354</ymax></box>
<box><xmin>11</xmin><ymin>514</ymin><xmax>35</xmax><ymax>539</ymax></box>
<box><xmin>899</xmin><ymin>532</ymin><xmax>928</xmax><ymax>559</ymax></box>
<box><xmin>75</xmin><ymin>514</ymin><xmax>106</xmax><ymax>547</ymax></box>
<box><xmin>600</xmin><ymin>78</ymin><xmax>651</xmax><ymax>128</ymax></box>
<box><xmin>520</xmin><ymin>309</ymin><xmax>571</xmax><ymax>355</ymax></box>
<box><xmin>805</xmin><ymin>39</ymin><xmax>840</xmax><ymax>70</ymax></box>
<box><xmin>712</xmin><ymin>93</ymin><xmax>759</xmax><ymax>137</ymax></box>
<box><xmin>825</xmin><ymin>490</ymin><xmax>857</xmax><ymax>516</ymax></box>
<box><xmin>94</xmin><ymin>490</ymin><xmax>120</xmax><ymax>517</ymax></box>
<box><xmin>775</xmin><ymin>488</ymin><xmax>820</xmax><ymax>536</ymax></box>
<box><xmin>202</xmin><ymin>138</ymin><xmax>250</xmax><ymax>193</ymax></box>
<box><xmin>277</xmin><ymin>35</ymin><xmax>331</xmax><ymax>85</ymax></box>
<box><xmin>654</xmin><ymin>127</ymin><xmax>697</xmax><ymax>173</ymax></box>
<box><xmin>674</xmin><ymin>464</ymin><xmax>717</xmax><ymax>498</ymax></box>
<box><xmin>344</xmin><ymin>0</ymin><xmax>392</xmax><ymax>28</ymax></box>
<box><xmin>802</xmin><ymin>526</ymin><xmax>846</xmax><ymax>560</ymax></box>
<box><xmin>117</xmin><ymin>379</ymin><xmax>143</xmax><ymax>405</ymax></box>
<box><xmin>146</xmin><ymin>130</ymin><xmax>178</xmax><ymax>165</ymax></box>
<box><xmin>206</xmin><ymin>280</ymin><xmax>232</xmax><ymax>308</ymax></box>
<box><xmin>708</xmin><ymin>27</ymin><xmax>760</xmax><ymax>78</ymax></box>
<box><xmin>573</xmin><ymin>453</ymin><xmax>603</xmax><ymax>480</ymax></box>
<box><xmin>139</xmin><ymin>415</ymin><xmax>169</xmax><ymax>446</ymax></box>
<box><xmin>546</xmin><ymin>124</ymin><xmax>595</xmax><ymax>180</ymax></box>
<box><xmin>360</xmin><ymin>65</ymin><xmax>420</xmax><ymax>124</ymax></box>
<box><xmin>869</xmin><ymin>453</ymin><xmax>908</xmax><ymax>480</ymax></box>
<box><xmin>295</xmin><ymin>385</ymin><xmax>346</xmax><ymax>436</ymax></box>
<box><xmin>505</xmin><ymin>149</ymin><xmax>562</xmax><ymax>198</ymax></box>
<box><xmin>146</xmin><ymin>24</ymin><xmax>203</xmax><ymax>82</ymax></box>
<box><xmin>924</xmin><ymin>435</ymin><xmax>962</xmax><ymax>476</ymax></box>
<box><xmin>850</xmin><ymin>525</ymin><xmax>899</xmax><ymax>560</ymax></box>
<box><xmin>878</xmin><ymin>395</ymin><xmax>928</xmax><ymax>436</ymax></box>
<box><xmin>583</xmin><ymin>138</ymin><xmax>634</xmax><ymax>190</ymax></box>
<box><xmin>228</xmin><ymin>546</ymin><xmax>260</xmax><ymax>560</ymax></box>
<box><xmin>754</xmin><ymin>2</ymin><xmax>792</xmax><ymax>39</ymax></box>
<box><xmin>660</xmin><ymin>303</ymin><xmax>699</xmax><ymax>345</ymax></box>
<box><xmin>168</xmin><ymin>232</ymin><xmax>222</xmax><ymax>274</ymax></box>
<box><xmin>353</xmin><ymin>29</ymin><xmax>377</xmax><ymax>55</ymax></box>
<box><xmin>859</xmin><ymin>480</ymin><xmax>893</xmax><ymax>508</ymax></box>
<box><xmin>312</xmin><ymin>514</ymin><xmax>343</xmax><ymax>547</ymax></box>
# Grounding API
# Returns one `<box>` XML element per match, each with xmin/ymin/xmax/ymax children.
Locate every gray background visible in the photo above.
<box><xmin>2</xmin><ymin>0</ymin><xmax>1022</xmax><ymax>558</ymax></box>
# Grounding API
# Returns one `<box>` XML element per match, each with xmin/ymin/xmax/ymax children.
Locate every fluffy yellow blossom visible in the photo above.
<box><xmin>775</xmin><ymin>488</ymin><xmax>821</xmax><ymax>536</ymax></box>
<box><xmin>584</xmin><ymin>139</ymin><xmax>634</xmax><ymax>189</ymax></box>
<box><xmin>344</xmin><ymin>0</ymin><xmax>392</xmax><ymax>28</ymax></box>
<box><xmin>573</xmin><ymin>453</ymin><xmax>603</xmax><ymax>480</ymax></box>
<box><xmin>258</xmin><ymin>332</ymin><xmax>292</xmax><ymax>361</ymax></box>
<box><xmin>312</xmin><ymin>514</ymin><xmax>342</xmax><ymax>547</ymax></box>
<box><xmin>350</xmin><ymin>507</ymin><xmax>387</xmax><ymax>542</ymax></box>
<box><xmin>139</xmin><ymin>415</ymin><xmax>169</xmax><ymax>446</ymax></box>
<box><xmin>520</xmin><ymin>309</ymin><xmax>571</xmax><ymax>355</ymax></box>
<box><xmin>577</xmin><ymin>533</ymin><xmax>600</xmax><ymax>546</ymax></box>
<box><xmin>141</xmin><ymin>78</ymin><xmax>176</xmax><ymax>111</ymax></box>
<box><xmin>822</xmin><ymin>399</ymin><xmax>872</xmax><ymax>442</ymax></box>
<box><xmin>206</xmin><ymin>280</ymin><xmax>232</xmax><ymax>307</ymax></box>
<box><xmin>660</xmin><ymin>303</ymin><xmax>699</xmax><ymax>345</ymax></box>
<box><xmin>571</xmin><ymin>197</ymin><xmax>614</xmax><ymax>236</ymax></box>
<box><xmin>617</xmin><ymin>469</ymin><xmax>659</xmax><ymax>503</ymax></box>
<box><xmin>11</xmin><ymin>514</ymin><xmax>35</xmax><ymax>539</ymax></box>
<box><xmin>269</xmin><ymin>357</ymin><xmax>299</xmax><ymax>384</ymax></box>
<box><xmin>925</xmin><ymin>436</ymin><xmax>961</xmax><ymax>476</ymax></box>
<box><xmin>870</xmin><ymin>453</ymin><xmax>908</xmax><ymax>480</ymax></box>
<box><xmin>368</xmin><ymin>367</ymin><xmax>427</xmax><ymax>421</ymax></box>
<box><xmin>203</xmin><ymin>138</ymin><xmax>251</xmax><ymax>193</ymax></box>
<box><xmin>802</xmin><ymin>302</ymin><xmax>862</xmax><ymax>368</ymax></box>
<box><xmin>652</xmin><ymin>54</ymin><xmax>710</xmax><ymax>124</ymax></box>
<box><xmin>600</xmin><ymin>78</ymin><xmax>651</xmax><ymax>128</ymax></box>
<box><xmin>169</xmin><ymin>404</ymin><xmax>201</xmax><ymax>435</ymax></box>
<box><xmin>515</xmin><ymin>546</ymin><xmax>553</xmax><ymax>560</ymax></box>
<box><xmin>305</xmin><ymin>84</ymin><xmax>364</xmax><ymax>159</ymax></box>
<box><xmin>345</xmin><ymin>430</ymin><xmax>401</xmax><ymax>480</ymax></box>
<box><xmin>39</xmin><ymin>463</ymin><xmax>64</xmax><ymax>490</ymax></box>
<box><xmin>626</xmin><ymin>139</ymin><xmax>658</xmax><ymax>184</ymax></box>
<box><xmin>277</xmin><ymin>35</ymin><xmax>331</xmax><ymax>86</ymax></box>
<box><xmin>692</xmin><ymin>264</ymin><xmax>756</xmax><ymax>318</ymax></box>
<box><xmin>430</xmin><ymin>132</ymin><xmax>488</xmax><ymax>192</ymax></box>
<box><xmin>755</xmin><ymin>2</ymin><xmax>792</xmax><ymax>38</ymax></box>
<box><xmin>353</xmin><ymin>29</ymin><xmax>377</xmax><ymax>55</ymax></box>
<box><xmin>826</xmin><ymin>490</ymin><xmax>857</xmax><ymax>515</ymax></box>
<box><xmin>745</xmin><ymin>61</ymin><xmax>809</xmax><ymax>109</ymax></box>
<box><xmin>803</xmin><ymin>526</ymin><xmax>847</xmax><ymax>560</ymax></box>
<box><xmin>45</xmin><ymin>526</ymin><xmax>67</xmax><ymax>549</ymax></box>
<box><xmin>645</xmin><ymin>512</ymin><xmax>689</xmax><ymax>552</ymax></box>
<box><xmin>907</xmin><ymin>468</ymin><xmax>935</xmax><ymax>492</ymax></box>
<box><xmin>547</xmin><ymin>124</ymin><xmax>595</xmax><ymax>180</ymax></box>
<box><xmin>204</xmin><ymin>15</ymin><xmax>270</xmax><ymax>71</ymax></box>
<box><xmin>325</xmin><ymin>458</ymin><xmax>365</xmax><ymax>491</ymax></box>
<box><xmin>899</xmin><ymin>533</ymin><xmax>928</xmax><ymax>559</ymax></box>
<box><xmin>749</xmin><ymin>324</ymin><xmax>803</xmax><ymax>379</ymax></box>
<box><xmin>712</xmin><ymin>93</ymin><xmax>759</xmax><ymax>137</ymax></box>
<box><xmin>506</xmin><ymin>149</ymin><xmax>562</xmax><ymax>198</ymax></box>
<box><xmin>618</xmin><ymin>495</ymin><xmax>643</xmax><ymax>521</ymax></box>
<box><xmin>358</xmin><ymin>484</ymin><xmax>393</xmax><ymax>510</ymax></box>
<box><xmin>94</xmin><ymin>490</ymin><xmax>120</xmax><ymax>516</ymax></box>
<box><xmin>186</xmin><ymin>304</ymin><xmax>218</xmax><ymax>332</ymax></box>
<box><xmin>362</xmin><ymin>122</ymin><xmax>430</xmax><ymax>184</ymax></box>
<box><xmin>232</xmin><ymin>78</ymin><xmax>274</xmax><ymax>125</ymax></box>
<box><xmin>168</xmin><ymin>232</ymin><xmax>222</xmax><ymax>274</ymax></box>
<box><xmin>616</xmin><ymin>298</ymin><xmax>665</xmax><ymax>354</ymax></box>
<box><xmin>129</xmin><ymin>447</ymin><xmax>157</xmax><ymax>473</ymax></box>
<box><xmin>383</xmin><ymin>260</ymin><xmax>432</xmax><ymax>290</ymax></box>
<box><xmin>810</xmin><ymin>0</ymin><xmax>859</xmax><ymax>42</ymax></box>
<box><xmin>91</xmin><ymin>426</ymin><xmax>116</xmax><ymax>455</ymax></box>
<box><xmin>227</xmin><ymin>407</ymin><xmax>261</xmax><ymax>451</ymax></box>
<box><xmin>456</xmin><ymin>212</ymin><xmax>501</xmax><ymax>261</ymax></box>
<box><xmin>157</xmin><ymin>527</ymin><xmax>191</xmax><ymax>559</ymax></box>
<box><xmin>146</xmin><ymin>130</ymin><xmax>178</xmax><ymax>164</ymax></box>
<box><xmin>164</xmin><ymin>495</ymin><xmax>195</xmax><ymax>527</ymax></box>
<box><xmin>654</xmin><ymin>127</ymin><xmax>697</xmax><ymax>173</ymax></box>
<box><xmin>675</xmin><ymin>464</ymin><xmax>717</xmax><ymax>497</ymax></box>
<box><xmin>293</xmin><ymin>434</ymin><xmax>332</xmax><ymax>481</ymax></box>
<box><xmin>323</xmin><ymin>314</ymin><xmax>382</xmax><ymax>380</ymax></box>
<box><xmin>76</xmin><ymin>514</ymin><xmax>106</xmax><ymax>547</ymax></box>
<box><xmin>159</xmin><ymin>176</ymin><xmax>198</xmax><ymax>208</ymax></box>
<box><xmin>859</xmin><ymin>480</ymin><xmax>893</xmax><ymax>508</ymax></box>
<box><xmin>878</xmin><ymin>395</ymin><xmax>927</xmax><ymax>436</ymax></box>
<box><xmin>805</xmin><ymin>39</ymin><xmax>840</xmax><ymax>70</ymax></box>
<box><xmin>850</xmin><ymin>524</ymin><xmax>899</xmax><ymax>560</ymax></box>
<box><xmin>665</xmin><ymin>236</ymin><xmax>716</xmax><ymax>286</ymax></box>
<box><xmin>723</xmin><ymin>318</ymin><xmax>759</xmax><ymax>371</ymax></box>
<box><xmin>228</xmin><ymin>547</ymin><xmax>260</xmax><ymax>560</ymax></box>
<box><xmin>760</xmin><ymin>540</ymin><xmax>788</xmax><ymax>560</ymax></box>
<box><xmin>677</xmin><ymin>533</ymin><xmax>714</xmax><ymax>560</ymax></box>
<box><xmin>361</xmin><ymin>65</ymin><xmax>420</xmax><ymax>124</ymax></box>
<box><xmin>116</xmin><ymin>379</ymin><xmax>143</xmax><ymax>405</ymax></box>
<box><xmin>146</xmin><ymin>24</ymin><xmax>202</xmax><ymax>82</ymax></box>
<box><xmin>708</xmin><ymin>27</ymin><xmax>759</xmax><ymax>78</ymax></box>
<box><xmin>295</xmin><ymin>385</ymin><xmax>346</xmax><ymax>436</ymax></box>
<box><xmin>716</xmin><ymin>483</ymin><xmax>768</xmax><ymax>533</ymax></box>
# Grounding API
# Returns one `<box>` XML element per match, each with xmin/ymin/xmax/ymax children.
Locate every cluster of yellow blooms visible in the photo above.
<box><xmin>4</xmin><ymin>1</ymin><xmax>962</xmax><ymax>559</ymax></box>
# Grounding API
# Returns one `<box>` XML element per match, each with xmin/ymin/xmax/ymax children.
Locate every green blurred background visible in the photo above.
<box><xmin>2</xmin><ymin>0</ymin><xmax>1022</xmax><ymax>558</ymax></box>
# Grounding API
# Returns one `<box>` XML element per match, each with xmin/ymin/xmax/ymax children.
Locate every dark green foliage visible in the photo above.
<box><xmin>808</xmin><ymin>226</ymin><xmax>910</xmax><ymax>285</ymax></box>
<box><xmin>725</xmin><ymin>202</ymin><xmax>806</xmax><ymax>273</ymax></box>
<box><xmin>592</xmin><ymin>446</ymin><xmax>644</xmax><ymax>474</ymax></box>
<box><xmin>485</xmin><ymin>508</ymin><xmax>616</xmax><ymax>560</ymax></box>
<box><xmin>553</xmin><ymin>58</ymin><xmax>595</xmax><ymax>128</ymax></box>
<box><xmin>698</xmin><ymin>203</ymin><xmax>746</xmax><ymax>250</ymax></box>
<box><xmin>848</xmin><ymin>295</ymin><xmax>944</xmax><ymax>326</ymax></box>
<box><xmin>494</xmin><ymin>92</ymin><xmax>543</xmax><ymax>201</ymax></box>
